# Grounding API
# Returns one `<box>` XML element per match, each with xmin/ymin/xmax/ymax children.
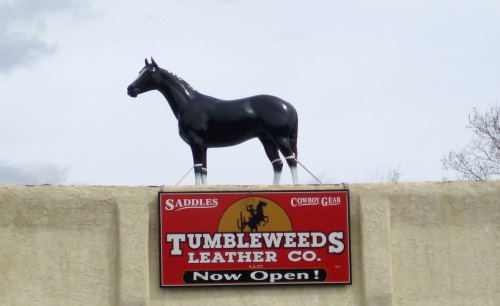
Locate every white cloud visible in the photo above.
<box><xmin>0</xmin><ymin>0</ymin><xmax>87</xmax><ymax>72</ymax></box>
<box><xmin>0</xmin><ymin>160</ymin><xmax>68</xmax><ymax>185</ymax></box>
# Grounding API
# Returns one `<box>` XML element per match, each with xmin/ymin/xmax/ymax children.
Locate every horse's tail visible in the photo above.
<box><xmin>290</xmin><ymin>108</ymin><xmax>298</xmax><ymax>159</ymax></box>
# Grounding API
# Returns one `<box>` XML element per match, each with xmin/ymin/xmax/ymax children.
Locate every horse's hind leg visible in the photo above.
<box><xmin>287</xmin><ymin>156</ymin><xmax>299</xmax><ymax>184</ymax></box>
<box><xmin>272</xmin><ymin>159</ymin><xmax>285</xmax><ymax>185</ymax></box>
<box><xmin>275</xmin><ymin>137</ymin><xmax>299</xmax><ymax>184</ymax></box>
<box><xmin>259</xmin><ymin>136</ymin><xmax>283</xmax><ymax>185</ymax></box>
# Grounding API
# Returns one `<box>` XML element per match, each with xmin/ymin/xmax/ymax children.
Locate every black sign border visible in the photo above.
<box><xmin>158</xmin><ymin>189</ymin><xmax>351</xmax><ymax>288</ymax></box>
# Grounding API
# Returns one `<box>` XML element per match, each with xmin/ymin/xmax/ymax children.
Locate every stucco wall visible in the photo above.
<box><xmin>0</xmin><ymin>181</ymin><xmax>498</xmax><ymax>305</ymax></box>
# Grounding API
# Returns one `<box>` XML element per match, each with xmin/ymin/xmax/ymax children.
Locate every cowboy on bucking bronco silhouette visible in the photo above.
<box><xmin>237</xmin><ymin>201</ymin><xmax>269</xmax><ymax>232</ymax></box>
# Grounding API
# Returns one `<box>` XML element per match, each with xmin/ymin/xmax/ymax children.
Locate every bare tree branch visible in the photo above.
<box><xmin>442</xmin><ymin>105</ymin><xmax>500</xmax><ymax>180</ymax></box>
<box><xmin>386</xmin><ymin>163</ymin><xmax>403</xmax><ymax>183</ymax></box>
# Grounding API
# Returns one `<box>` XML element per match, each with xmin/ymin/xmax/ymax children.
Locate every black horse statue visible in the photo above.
<box><xmin>127</xmin><ymin>58</ymin><xmax>299</xmax><ymax>185</ymax></box>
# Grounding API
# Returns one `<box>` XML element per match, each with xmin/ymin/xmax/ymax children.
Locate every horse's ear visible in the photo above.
<box><xmin>145</xmin><ymin>58</ymin><xmax>149</xmax><ymax>66</ymax></box>
<box><xmin>151</xmin><ymin>57</ymin><xmax>159</xmax><ymax>69</ymax></box>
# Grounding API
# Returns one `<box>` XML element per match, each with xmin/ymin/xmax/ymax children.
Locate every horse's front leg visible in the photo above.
<box><xmin>193</xmin><ymin>166</ymin><xmax>205</xmax><ymax>185</ymax></box>
<box><xmin>189</xmin><ymin>140</ymin><xmax>208</xmax><ymax>185</ymax></box>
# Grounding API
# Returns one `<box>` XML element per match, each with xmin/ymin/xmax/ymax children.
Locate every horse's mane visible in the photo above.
<box><xmin>159</xmin><ymin>68</ymin><xmax>197</xmax><ymax>95</ymax></box>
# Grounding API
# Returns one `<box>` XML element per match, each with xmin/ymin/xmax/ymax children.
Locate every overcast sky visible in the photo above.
<box><xmin>1</xmin><ymin>0</ymin><xmax>499</xmax><ymax>186</ymax></box>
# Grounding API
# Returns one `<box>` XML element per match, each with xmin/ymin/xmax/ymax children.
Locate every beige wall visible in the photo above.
<box><xmin>0</xmin><ymin>181</ymin><xmax>498</xmax><ymax>305</ymax></box>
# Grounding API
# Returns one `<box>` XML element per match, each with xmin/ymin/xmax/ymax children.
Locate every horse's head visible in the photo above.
<box><xmin>127</xmin><ymin>58</ymin><xmax>161</xmax><ymax>98</ymax></box>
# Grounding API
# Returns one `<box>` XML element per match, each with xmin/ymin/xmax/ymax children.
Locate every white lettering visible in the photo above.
<box><xmin>163</xmin><ymin>198</ymin><xmax>219</xmax><ymax>211</ymax></box>
<box><xmin>288</xmin><ymin>250</ymin><xmax>318</xmax><ymax>262</ymax></box>
<box><xmin>284</xmin><ymin>233</ymin><xmax>297</xmax><ymax>248</ymax></box>
<box><xmin>251</xmin><ymin>271</ymin><xmax>267</xmax><ymax>281</ymax></box>
<box><xmin>328</xmin><ymin>232</ymin><xmax>345</xmax><ymax>254</ymax></box>
<box><xmin>166</xmin><ymin>234</ymin><xmax>186</xmax><ymax>255</ymax></box>
<box><xmin>187</xmin><ymin>233</ymin><xmax>202</xmax><ymax>249</ymax></box>
<box><xmin>249</xmin><ymin>233</ymin><xmax>262</xmax><ymax>248</ymax></box>
<box><xmin>311</xmin><ymin>232</ymin><xmax>327</xmax><ymax>248</ymax></box>
<box><xmin>288</xmin><ymin>250</ymin><xmax>301</xmax><ymax>262</ymax></box>
<box><xmin>192</xmin><ymin>271</ymin><xmax>242</xmax><ymax>281</ymax></box>
<box><xmin>291</xmin><ymin>197</ymin><xmax>320</xmax><ymax>207</ymax></box>
<box><xmin>223</xmin><ymin>233</ymin><xmax>236</xmax><ymax>248</ymax></box>
<box><xmin>165</xmin><ymin>199</ymin><xmax>174</xmax><ymax>211</ymax></box>
<box><xmin>249</xmin><ymin>270</ymin><xmax>310</xmax><ymax>283</ymax></box>
<box><xmin>321</xmin><ymin>196</ymin><xmax>341</xmax><ymax>206</ymax></box>
<box><xmin>187</xmin><ymin>251</ymin><xmax>277</xmax><ymax>264</ymax></box>
<box><xmin>203</xmin><ymin>233</ymin><xmax>222</xmax><ymax>249</ymax></box>
<box><xmin>302</xmin><ymin>250</ymin><xmax>317</xmax><ymax>261</ymax></box>
<box><xmin>261</xmin><ymin>232</ymin><xmax>283</xmax><ymax>248</ymax></box>
<box><xmin>166</xmin><ymin>232</ymin><xmax>344</xmax><ymax>256</ymax></box>
<box><xmin>297</xmin><ymin>232</ymin><xmax>309</xmax><ymax>247</ymax></box>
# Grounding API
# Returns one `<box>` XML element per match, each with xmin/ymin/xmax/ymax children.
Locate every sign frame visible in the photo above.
<box><xmin>158</xmin><ymin>189</ymin><xmax>351</xmax><ymax>287</ymax></box>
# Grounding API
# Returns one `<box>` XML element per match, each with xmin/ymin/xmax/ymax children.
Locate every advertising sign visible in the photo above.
<box><xmin>159</xmin><ymin>190</ymin><xmax>350</xmax><ymax>287</ymax></box>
